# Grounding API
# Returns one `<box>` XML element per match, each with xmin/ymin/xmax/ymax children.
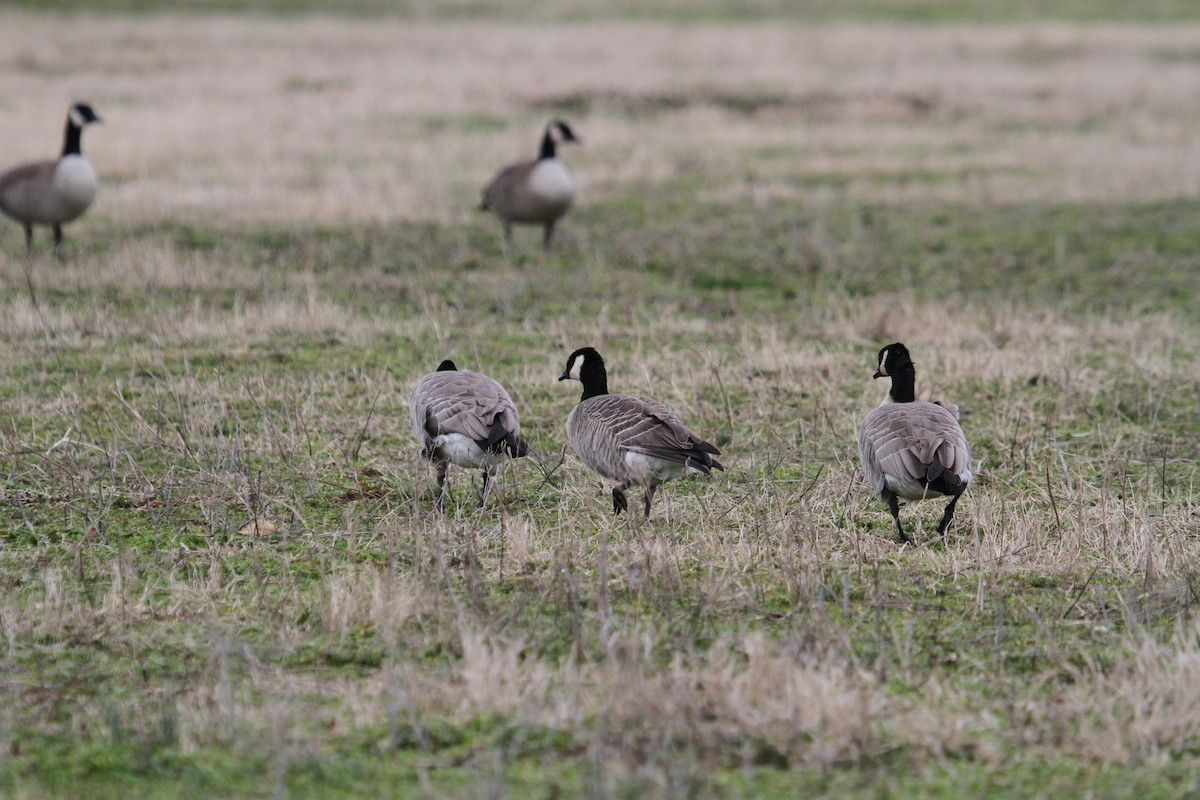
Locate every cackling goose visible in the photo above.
<box><xmin>858</xmin><ymin>343</ymin><xmax>972</xmax><ymax>542</ymax></box>
<box><xmin>0</xmin><ymin>102</ymin><xmax>103</xmax><ymax>253</ymax></box>
<box><xmin>481</xmin><ymin>120</ymin><xmax>580</xmax><ymax>253</ymax></box>
<box><xmin>410</xmin><ymin>359</ymin><xmax>529</xmax><ymax>510</ymax></box>
<box><xmin>558</xmin><ymin>347</ymin><xmax>722</xmax><ymax>518</ymax></box>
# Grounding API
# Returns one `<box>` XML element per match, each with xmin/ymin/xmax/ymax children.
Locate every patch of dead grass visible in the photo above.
<box><xmin>1</xmin><ymin>15</ymin><xmax>1200</xmax><ymax>230</ymax></box>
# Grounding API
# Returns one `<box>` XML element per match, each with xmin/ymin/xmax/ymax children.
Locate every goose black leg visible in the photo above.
<box><xmin>937</xmin><ymin>493</ymin><xmax>962</xmax><ymax>538</ymax></box>
<box><xmin>642</xmin><ymin>485</ymin><xmax>657</xmax><ymax>519</ymax></box>
<box><xmin>502</xmin><ymin>222</ymin><xmax>513</xmax><ymax>257</ymax></box>
<box><xmin>53</xmin><ymin>225</ymin><xmax>64</xmax><ymax>260</ymax></box>
<box><xmin>612</xmin><ymin>480</ymin><xmax>631</xmax><ymax>515</ymax></box>
<box><xmin>24</xmin><ymin>224</ymin><xmax>33</xmax><ymax>253</ymax></box>
<box><xmin>478</xmin><ymin>469</ymin><xmax>493</xmax><ymax>509</ymax></box>
<box><xmin>434</xmin><ymin>463</ymin><xmax>449</xmax><ymax>511</ymax></box>
<box><xmin>542</xmin><ymin>221</ymin><xmax>555</xmax><ymax>251</ymax></box>
<box><xmin>886</xmin><ymin>491</ymin><xmax>911</xmax><ymax>543</ymax></box>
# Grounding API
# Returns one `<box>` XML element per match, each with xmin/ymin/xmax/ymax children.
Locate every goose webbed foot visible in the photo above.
<box><xmin>612</xmin><ymin>487</ymin><xmax>628</xmax><ymax>515</ymax></box>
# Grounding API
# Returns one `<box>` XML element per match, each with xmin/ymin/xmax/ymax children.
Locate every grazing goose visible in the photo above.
<box><xmin>0</xmin><ymin>102</ymin><xmax>103</xmax><ymax>253</ymax></box>
<box><xmin>558</xmin><ymin>347</ymin><xmax>723</xmax><ymax>518</ymax></box>
<box><xmin>481</xmin><ymin>119</ymin><xmax>580</xmax><ymax>253</ymax></box>
<box><xmin>410</xmin><ymin>359</ymin><xmax>529</xmax><ymax>510</ymax></box>
<box><xmin>858</xmin><ymin>343</ymin><xmax>972</xmax><ymax>543</ymax></box>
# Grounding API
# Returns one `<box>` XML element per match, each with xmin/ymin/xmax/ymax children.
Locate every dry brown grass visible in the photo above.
<box><xmin>2</xmin><ymin>13</ymin><xmax>1200</xmax><ymax>229</ymax></box>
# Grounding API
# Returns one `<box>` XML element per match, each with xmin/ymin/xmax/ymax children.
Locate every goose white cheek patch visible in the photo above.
<box><xmin>69</xmin><ymin>108</ymin><xmax>85</xmax><ymax>127</ymax></box>
<box><xmin>878</xmin><ymin>349</ymin><xmax>889</xmax><ymax>376</ymax></box>
<box><xmin>568</xmin><ymin>354</ymin><xmax>585</xmax><ymax>380</ymax></box>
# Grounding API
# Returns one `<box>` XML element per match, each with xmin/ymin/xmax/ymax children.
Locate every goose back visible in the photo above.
<box><xmin>0</xmin><ymin>161</ymin><xmax>56</xmax><ymax>223</ymax></box>
<box><xmin>410</xmin><ymin>369</ymin><xmax>526</xmax><ymax>463</ymax></box>
<box><xmin>858</xmin><ymin>400</ymin><xmax>971</xmax><ymax>500</ymax></box>
<box><xmin>566</xmin><ymin>393</ymin><xmax>722</xmax><ymax>484</ymax></box>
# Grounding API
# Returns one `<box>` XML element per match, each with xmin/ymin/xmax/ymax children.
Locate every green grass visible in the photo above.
<box><xmin>6</xmin><ymin>742</ymin><xmax>1198</xmax><ymax>799</ymax></box>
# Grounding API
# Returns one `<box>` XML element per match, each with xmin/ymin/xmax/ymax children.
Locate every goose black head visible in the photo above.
<box><xmin>63</xmin><ymin>102</ymin><xmax>102</xmax><ymax>156</ymax></box>
<box><xmin>552</xmin><ymin>119</ymin><xmax>580</xmax><ymax>144</ymax></box>
<box><xmin>539</xmin><ymin>119</ymin><xmax>581</xmax><ymax>159</ymax></box>
<box><xmin>559</xmin><ymin>347</ymin><xmax>602</xmax><ymax>382</ymax></box>
<box><xmin>559</xmin><ymin>347</ymin><xmax>608</xmax><ymax>399</ymax></box>
<box><xmin>69</xmin><ymin>102</ymin><xmax>103</xmax><ymax>128</ymax></box>
<box><xmin>873</xmin><ymin>343</ymin><xmax>913</xmax><ymax>380</ymax></box>
<box><xmin>437</xmin><ymin>359</ymin><xmax>458</xmax><ymax>372</ymax></box>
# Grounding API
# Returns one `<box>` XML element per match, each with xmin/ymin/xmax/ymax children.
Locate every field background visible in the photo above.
<box><xmin>1</xmin><ymin>2</ymin><xmax>1199</xmax><ymax>798</ymax></box>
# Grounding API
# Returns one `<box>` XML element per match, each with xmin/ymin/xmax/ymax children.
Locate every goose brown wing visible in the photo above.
<box><xmin>410</xmin><ymin>370</ymin><xmax>523</xmax><ymax>452</ymax></box>
<box><xmin>0</xmin><ymin>160</ymin><xmax>55</xmax><ymax>218</ymax></box>
<box><xmin>481</xmin><ymin>161</ymin><xmax>535</xmax><ymax>211</ymax></box>
<box><xmin>572</xmin><ymin>394</ymin><xmax>722</xmax><ymax>473</ymax></box>
<box><xmin>859</xmin><ymin>401</ymin><xmax>970</xmax><ymax>491</ymax></box>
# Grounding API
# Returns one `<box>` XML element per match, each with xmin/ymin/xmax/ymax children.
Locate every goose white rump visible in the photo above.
<box><xmin>428</xmin><ymin>432</ymin><xmax>507</xmax><ymax>471</ymax></box>
<box><xmin>622</xmin><ymin>450</ymin><xmax>705</xmax><ymax>485</ymax></box>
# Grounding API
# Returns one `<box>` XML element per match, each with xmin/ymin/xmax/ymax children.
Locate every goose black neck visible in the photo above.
<box><xmin>579</xmin><ymin>363</ymin><xmax>608</xmax><ymax>401</ymax></box>
<box><xmin>888</xmin><ymin>366</ymin><xmax>917</xmax><ymax>403</ymax></box>
<box><xmin>62</xmin><ymin>118</ymin><xmax>83</xmax><ymax>157</ymax></box>
<box><xmin>538</xmin><ymin>128</ymin><xmax>556</xmax><ymax>160</ymax></box>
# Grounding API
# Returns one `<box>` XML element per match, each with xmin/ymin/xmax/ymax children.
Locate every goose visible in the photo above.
<box><xmin>409</xmin><ymin>359</ymin><xmax>529</xmax><ymax>510</ymax></box>
<box><xmin>857</xmin><ymin>343</ymin><xmax>972</xmax><ymax>543</ymax></box>
<box><xmin>0</xmin><ymin>102</ymin><xmax>103</xmax><ymax>253</ymax></box>
<box><xmin>558</xmin><ymin>347</ymin><xmax>723</xmax><ymax>518</ymax></box>
<box><xmin>481</xmin><ymin>119</ymin><xmax>580</xmax><ymax>253</ymax></box>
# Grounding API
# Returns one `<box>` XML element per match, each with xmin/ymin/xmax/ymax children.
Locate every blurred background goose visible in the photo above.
<box><xmin>481</xmin><ymin>119</ymin><xmax>580</xmax><ymax>254</ymax></box>
<box><xmin>858</xmin><ymin>343</ymin><xmax>972</xmax><ymax>543</ymax></box>
<box><xmin>0</xmin><ymin>102</ymin><xmax>102</xmax><ymax>254</ymax></box>
<box><xmin>410</xmin><ymin>359</ymin><xmax>529</xmax><ymax>510</ymax></box>
<box><xmin>558</xmin><ymin>346</ymin><xmax>722</xmax><ymax>518</ymax></box>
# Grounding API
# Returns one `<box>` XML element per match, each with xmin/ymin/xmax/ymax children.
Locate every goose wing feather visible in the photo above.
<box><xmin>567</xmin><ymin>394</ymin><xmax>722</xmax><ymax>479</ymax></box>
<box><xmin>859</xmin><ymin>401</ymin><xmax>971</xmax><ymax>495</ymax></box>
<box><xmin>481</xmin><ymin>161</ymin><xmax>534</xmax><ymax>213</ymax></box>
<box><xmin>410</xmin><ymin>370</ymin><xmax>523</xmax><ymax>453</ymax></box>
<box><xmin>0</xmin><ymin>160</ymin><xmax>55</xmax><ymax>220</ymax></box>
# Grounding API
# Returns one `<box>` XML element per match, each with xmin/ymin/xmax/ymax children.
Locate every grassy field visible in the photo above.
<box><xmin>1</xmin><ymin>7</ymin><xmax>1199</xmax><ymax>799</ymax></box>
